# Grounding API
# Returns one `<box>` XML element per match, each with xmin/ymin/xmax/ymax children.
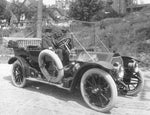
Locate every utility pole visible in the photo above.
<box><xmin>37</xmin><ymin>0</ymin><xmax>43</xmax><ymax>38</ymax></box>
<box><xmin>121</xmin><ymin>0</ymin><xmax>127</xmax><ymax>14</ymax></box>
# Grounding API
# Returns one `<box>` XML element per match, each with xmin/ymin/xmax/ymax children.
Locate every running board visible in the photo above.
<box><xmin>26</xmin><ymin>77</ymin><xmax>71</xmax><ymax>91</ymax></box>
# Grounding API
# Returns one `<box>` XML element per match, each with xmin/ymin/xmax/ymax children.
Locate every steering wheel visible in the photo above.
<box><xmin>57</xmin><ymin>38</ymin><xmax>72</xmax><ymax>52</ymax></box>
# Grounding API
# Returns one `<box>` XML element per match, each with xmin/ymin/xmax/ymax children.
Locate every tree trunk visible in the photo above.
<box><xmin>37</xmin><ymin>0</ymin><xmax>43</xmax><ymax>38</ymax></box>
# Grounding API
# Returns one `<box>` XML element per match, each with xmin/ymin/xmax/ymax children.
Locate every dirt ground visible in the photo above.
<box><xmin>0</xmin><ymin>64</ymin><xmax>150</xmax><ymax>115</ymax></box>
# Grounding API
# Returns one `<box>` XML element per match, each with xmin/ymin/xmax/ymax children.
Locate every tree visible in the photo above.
<box><xmin>69</xmin><ymin>0</ymin><xmax>104</xmax><ymax>21</ymax></box>
<box><xmin>92</xmin><ymin>1</ymin><xmax>119</xmax><ymax>21</ymax></box>
<box><xmin>24</xmin><ymin>0</ymin><xmax>38</xmax><ymax>20</ymax></box>
<box><xmin>8</xmin><ymin>0</ymin><xmax>28</xmax><ymax>22</ymax></box>
<box><xmin>69</xmin><ymin>0</ymin><xmax>119</xmax><ymax>21</ymax></box>
<box><xmin>0</xmin><ymin>0</ymin><xmax>7</xmax><ymax>20</ymax></box>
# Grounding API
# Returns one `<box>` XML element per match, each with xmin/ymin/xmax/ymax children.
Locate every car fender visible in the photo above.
<box><xmin>70</xmin><ymin>62</ymin><xmax>113</xmax><ymax>91</ymax></box>
<box><xmin>8</xmin><ymin>57</ymin><xmax>18</xmax><ymax>64</ymax></box>
<box><xmin>8</xmin><ymin>56</ymin><xmax>28</xmax><ymax>65</ymax></box>
<box><xmin>8</xmin><ymin>56</ymin><xmax>30</xmax><ymax>77</ymax></box>
<box><xmin>122</xmin><ymin>56</ymin><xmax>141</xmax><ymax>63</ymax></box>
<box><xmin>121</xmin><ymin>56</ymin><xmax>141</xmax><ymax>67</ymax></box>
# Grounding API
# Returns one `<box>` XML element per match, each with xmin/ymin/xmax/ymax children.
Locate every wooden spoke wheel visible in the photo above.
<box><xmin>80</xmin><ymin>68</ymin><xmax>117</xmax><ymax>112</ymax></box>
<box><xmin>11</xmin><ymin>60</ymin><xmax>26</xmax><ymax>88</ymax></box>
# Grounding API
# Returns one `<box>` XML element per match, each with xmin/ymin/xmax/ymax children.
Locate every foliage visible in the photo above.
<box><xmin>69</xmin><ymin>0</ymin><xmax>104</xmax><ymax>21</ymax></box>
<box><xmin>24</xmin><ymin>0</ymin><xmax>38</xmax><ymax>20</ymax></box>
<box><xmin>69</xmin><ymin>10</ymin><xmax>150</xmax><ymax>66</ymax></box>
<box><xmin>1</xmin><ymin>29</ymin><xmax>11</xmax><ymax>37</ymax></box>
<box><xmin>92</xmin><ymin>4</ymin><xmax>119</xmax><ymax>21</ymax></box>
<box><xmin>8</xmin><ymin>0</ymin><xmax>35</xmax><ymax>22</ymax></box>
<box><xmin>8</xmin><ymin>0</ymin><xmax>61</xmax><ymax>23</ymax></box>
<box><xmin>95</xmin><ymin>12</ymin><xmax>150</xmax><ymax>67</ymax></box>
<box><xmin>69</xmin><ymin>0</ymin><xmax>119</xmax><ymax>21</ymax></box>
<box><xmin>1</xmin><ymin>0</ymin><xmax>39</xmax><ymax>24</ymax></box>
<box><xmin>137</xmin><ymin>43</ymin><xmax>150</xmax><ymax>53</ymax></box>
<box><xmin>0</xmin><ymin>0</ymin><xmax>7</xmax><ymax>20</ymax></box>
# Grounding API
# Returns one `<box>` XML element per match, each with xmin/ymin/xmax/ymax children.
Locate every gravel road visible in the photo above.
<box><xmin>0</xmin><ymin>64</ymin><xmax>150</xmax><ymax>115</ymax></box>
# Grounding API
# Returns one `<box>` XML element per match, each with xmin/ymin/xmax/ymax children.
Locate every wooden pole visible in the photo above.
<box><xmin>37</xmin><ymin>0</ymin><xmax>43</xmax><ymax>38</ymax></box>
<box><xmin>121</xmin><ymin>0</ymin><xmax>126</xmax><ymax>14</ymax></box>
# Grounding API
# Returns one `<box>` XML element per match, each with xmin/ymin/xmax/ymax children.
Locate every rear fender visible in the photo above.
<box><xmin>8</xmin><ymin>57</ymin><xmax>17</xmax><ymax>64</ymax></box>
<box><xmin>70</xmin><ymin>63</ymin><xmax>112</xmax><ymax>91</ymax></box>
<box><xmin>8</xmin><ymin>56</ymin><xmax>30</xmax><ymax>78</ymax></box>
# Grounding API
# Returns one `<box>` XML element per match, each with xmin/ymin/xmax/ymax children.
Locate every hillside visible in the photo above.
<box><xmin>97</xmin><ymin>9</ymin><xmax>150</xmax><ymax>66</ymax></box>
<box><xmin>70</xmin><ymin>7</ymin><xmax>150</xmax><ymax>67</ymax></box>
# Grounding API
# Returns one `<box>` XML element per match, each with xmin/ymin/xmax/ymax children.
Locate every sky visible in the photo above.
<box><xmin>6</xmin><ymin>0</ymin><xmax>150</xmax><ymax>5</ymax></box>
<box><xmin>137</xmin><ymin>0</ymin><xmax>150</xmax><ymax>4</ymax></box>
<box><xmin>43</xmin><ymin>0</ymin><xmax>55</xmax><ymax>5</ymax></box>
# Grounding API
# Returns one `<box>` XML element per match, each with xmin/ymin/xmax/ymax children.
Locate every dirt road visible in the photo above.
<box><xmin>0</xmin><ymin>64</ymin><xmax>150</xmax><ymax>115</ymax></box>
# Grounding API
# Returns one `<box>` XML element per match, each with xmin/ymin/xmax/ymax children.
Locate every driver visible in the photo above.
<box><xmin>51</xmin><ymin>29</ymin><xmax>73</xmax><ymax>65</ymax></box>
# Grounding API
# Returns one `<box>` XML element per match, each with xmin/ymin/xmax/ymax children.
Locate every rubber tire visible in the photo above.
<box><xmin>38</xmin><ymin>49</ymin><xmax>64</xmax><ymax>83</ymax></box>
<box><xmin>126</xmin><ymin>70</ymin><xmax>144</xmax><ymax>96</ymax></box>
<box><xmin>11</xmin><ymin>60</ymin><xmax>27</xmax><ymax>88</ymax></box>
<box><xmin>80</xmin><ymin>68</ymin><xmax>118</xmax><ymax>112</ymax></box>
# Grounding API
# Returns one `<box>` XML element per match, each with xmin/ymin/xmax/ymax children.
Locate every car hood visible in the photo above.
<box><xmin>77</xmin><ymin>52</ymin><xmax>114</xmax><ymax>63</ymax></box>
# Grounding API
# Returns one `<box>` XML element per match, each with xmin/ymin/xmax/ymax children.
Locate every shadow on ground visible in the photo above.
<box><xmin>3</xmin><ymin>75</ymin><xmax>88</xmax><ymax>109</ymax></box>
<box><xmin>139</xmin><ymin>73</ymin><xmax>150</xmax><ymax>101</ymax></box>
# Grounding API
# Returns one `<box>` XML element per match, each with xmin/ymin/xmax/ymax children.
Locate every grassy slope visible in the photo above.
<box><xmin>71</xmin><ymin>9</ymin><xmax>150</xmax><ymax>66</ymax></box>
<box><xmin>98</xmin><ymin>11</ymin><xmax>150</xmax><ymax>66</ymax></box>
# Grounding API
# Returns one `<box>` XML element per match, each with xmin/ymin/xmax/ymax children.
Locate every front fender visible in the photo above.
<box><xmin>70</xmin><ymin>62</ymin><xmax>113</xmax><ymax>91</ymax></box>
<box><xmin>8</xmin><ymin>57</ymin><xmax>18</xmax><ymax>64</ymax></box>
<box><xmin>122</xmin><ymin>56</ymin><xmax>141</xmax><ymax>63</ymax></box>
<box><xmin>121</xmin><ymin>56</ymin><xmax>141</xmax><ymax>67</ymax></box>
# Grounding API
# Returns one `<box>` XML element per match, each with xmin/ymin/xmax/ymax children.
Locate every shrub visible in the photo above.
<box><xmin>69</xmin><ymin>0</ymin><xmax>104</xmax><ymax>21</ymax></box>
<box><xmin>137</xmin><ymin>43</ymin><xmax>150</xmax><ymax>53</ymax></box>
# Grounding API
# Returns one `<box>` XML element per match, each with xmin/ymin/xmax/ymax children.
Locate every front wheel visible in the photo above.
<box><xmin>11</xmin><ymin>60</ymin><xmax>27</xmax><ymax>88</ymax></box>
<box><xmin>80</xmin><ymin>68</ymin><xmax>117</xmax><ymax>112</ymax></box>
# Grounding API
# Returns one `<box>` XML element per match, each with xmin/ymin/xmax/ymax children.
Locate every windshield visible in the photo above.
<box><xmin>68</xmin><ymin>20</ymin><xmax>112</xmax><ymax>62</ymax></box>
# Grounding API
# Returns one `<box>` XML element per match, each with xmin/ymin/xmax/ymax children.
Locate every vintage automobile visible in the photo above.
<box><xmin>7</xmin><ymin>26</ymin><xmax>144</xmax><ymax>113</ymax></box>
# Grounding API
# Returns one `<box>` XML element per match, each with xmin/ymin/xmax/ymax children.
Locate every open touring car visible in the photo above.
<box><xmin>7</xmin><ymin>22</ymin><xmax>144</xmax><ymax>112</ymax></box>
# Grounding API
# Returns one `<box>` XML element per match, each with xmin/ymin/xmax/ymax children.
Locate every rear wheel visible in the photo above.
<box><xmin>80</xmin><ymin>68</ymin><xmax>117</xmax><ymax>112</ymax></box>
<box><xmin>11</xmin><ymin>60</ymin><xmax>26</xmax><ymax>88</ymax></box>
<box><xmin>126</xmin><ymin>70</ymin><xmax>144</xmax><ymax>96</ymax></box>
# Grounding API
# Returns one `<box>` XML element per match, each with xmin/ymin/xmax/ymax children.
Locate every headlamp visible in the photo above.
<box><xmin>113</xmin><ymin>62</ymin><xmax>124</xmax><ymax>79</ymax></box>
<box><xmin>134</xmin><ymin>62</ymin><xmax>139</xmax><ymax>73</ymax></box>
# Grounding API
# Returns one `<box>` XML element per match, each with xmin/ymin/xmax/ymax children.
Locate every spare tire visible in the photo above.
<box><xmin>38</xmin><ymin>49</ymin><xmax>64</xmax><ymax>83</ymax></box>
